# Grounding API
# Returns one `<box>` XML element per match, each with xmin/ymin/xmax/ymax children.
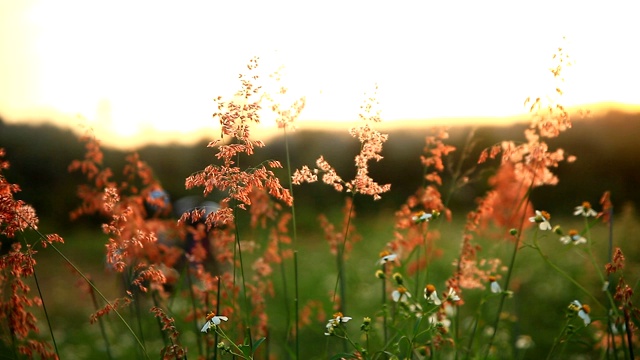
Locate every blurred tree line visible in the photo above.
<box><xmin>1</xmin><ymin>110</ymin><xmax>639</xmax><ymax>228</ymax></box>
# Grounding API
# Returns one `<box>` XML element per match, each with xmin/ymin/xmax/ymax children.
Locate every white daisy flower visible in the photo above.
<box><xmin>200</xmin><ymin>312</ymin><xmax>229</xmax><ymax>333</ymax></box>
<box><xmin>570</xmin><ymin>300</ymin><xmax>591</xmax><ymax>326</ymax></box>
<box><xmin>488</xmin><ymin>276</ymin><xmax>502</xmax><ymax>293</ymax></box>
<box><xmin>444</xmin><ymin>287</ymin><xmax>460</xmax><ymax>302</ymax></box>
<box><xmin>377</xmin><ymin>251</ymin><xmax>398</xmax><ymax>265</ymax></box>
<box><xmin>574</xmin><ymin>202</ymin><xmax>598</xmax><ymax>217</ymax></box>
<box><xmin>392</xmin><ymin>286</ymin><xmax>412</xmax><ymax>303</ymax></box>
<box><xmin>529</xmin><ymin>210</ymin><xmax>552</xmax><ymax>230</ymax></box>
<box><xmin>424</xmin><ymin>284</ymin><xmax>441</xmax><ymax>305</ymax></box>
<box><xmin>412</xmin><ymin>211</ymin><xmax>433</xmax><ymax>223</ymax></box>
<box><xmin>559</xmin><ymin>229</ymin><xmax>587</xmax><ymax>245</ymax></box>
<box><xmin>324</xmin><ymin>312</ymin><xmax>352</xmax><ymax>336</ymax></box>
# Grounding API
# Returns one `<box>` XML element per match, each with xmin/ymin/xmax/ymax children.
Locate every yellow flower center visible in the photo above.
<box><xmin>379</xmin><ymin>250</ymin><xmax>391</xmax><ymax>258</ymax></box>
<box><xmin>205</xmin><ymin>312</ymin><xmax>216</xmax><ymax>321</ymax></box>
<box><xmin>581</xmin><ymin>304</ymin><xmax>591</xmax><ymax>314</ymax></box>
<box><xmin>488</xmin><ymin>275</ymin><xmax>497</xmax><ymax>282</ymax></box>
<box><xmin>397</xmin><ymin>286</ymin><xmax>407</xmax><ymax>294</ymax></box>
<box><xmin>568</xmin><ymin>229</ymin><xmax>579</xmax><ymax>236</ymax></box>
<box><xmin>541</xmin><ymin>211</ymin><xmax>551</xmax><ymax>220</ymax></box>
<box><xmin>582</xmin><ymin>201</ymin><xmax>592</xmax><ymax>210</ymax></box>
<box><xmin>333</xmin><ymin>312</ymin><xmax>344</xmax><ymax>319</ymax></box>
<box><xmin>425</xmin><ymin>284</ymin><xmax>436</xmax><ymax>295</ymax></box>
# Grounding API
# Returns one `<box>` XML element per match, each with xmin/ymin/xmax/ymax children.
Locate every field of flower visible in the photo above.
<box><xmin>1</xmin><ymin>51</ymin><xmax>639</xmax><ymax>360</ymax></box>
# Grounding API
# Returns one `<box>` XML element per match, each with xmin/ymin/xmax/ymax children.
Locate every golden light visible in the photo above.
<box><xmin>0</xmin><ymin>1</ymin><xmax>639</xmax><ymax>149</ymax></box>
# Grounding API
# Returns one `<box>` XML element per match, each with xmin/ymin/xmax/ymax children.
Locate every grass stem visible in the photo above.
<box><xmin>46</xmin><ymin>241</ymin><xmax>150</xmax><ymax>359</ymax></box>
<box><xmin>283</xmin><ymin>126</ymin><xmax>300</xmax><ymax>360</ymax></box>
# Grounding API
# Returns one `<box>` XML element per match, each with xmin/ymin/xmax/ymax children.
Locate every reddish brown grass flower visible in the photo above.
<box><xmin>479</xmin><ymin>163</ymin><xmax>534</xmax><ymax>234</ymax></box>
<box><xmin>480</xmin><ymin>50</ymin><xmax>575</xmax><ymax>189</ymax></box>
<box><xmin>318</xmin><ymin>198</ymin><xmax>361</xmax><ymax>258</ymax></box>
<box><xmin>387</xmin><ymin>128</ymin><xmax>455</xmax><ymax>276</ymax></box>
<box><xmin>181</xmin><ymin>58</ymin><xmax>292</xmax><ymax>230</ymax></box>
<box><xmin>606</xmin><ymin>247</ymin><xmax>625</xmax><ymax>275</ymax></box>
<box><xmin>0</xmin><ymin>149</ymin><xmax>58</xmax><ymax>358</ymax></box>
<box><xmin>598</xmin><ymin>191</ymin><xmax>613</xmax><ymax>223</ymax></box>
<box><xmin>151</xmin><ymin>306</ymin><xmax>187</xmax><ymax>359</ymax></box>
<box><xmin>292</xmin><ymin>86</ymin><xmax>391</xmax><ymax>200</ymax></box>
<box><xmin>69</xmin><ymin>134</ymin><xmax>185</xmax><ymax>300</ymax></box>
<box><xmin>1</xmin><ymin>151</ymin><xmax>39</xmax><ymax>237</ymax></box>
<box><xmin>266</xmin><ymin>66</ymin><xmax>306</xmax><ymax>131</ymax></box>
<box><xmin>90</xmin><ymin>296</ymin><xmax>132</xmax><ymax>324</ymax></box>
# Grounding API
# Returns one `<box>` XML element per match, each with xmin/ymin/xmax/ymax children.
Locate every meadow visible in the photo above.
<box><xmin>1</xmin><ymin>53</ymin><xmax>639</xmax><ymax>360</ymax></box>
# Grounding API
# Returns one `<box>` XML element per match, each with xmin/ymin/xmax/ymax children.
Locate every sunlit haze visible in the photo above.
<box><xmin>1</xmin><ymin>1</ymin><xmax>639</xmax><ymax>149</ymax></box>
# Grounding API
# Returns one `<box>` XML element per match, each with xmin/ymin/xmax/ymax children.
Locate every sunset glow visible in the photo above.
<box><xmin>1</xmin><ymin>1</ymin><xmax>639</xmax><ymax>148</ymax></box>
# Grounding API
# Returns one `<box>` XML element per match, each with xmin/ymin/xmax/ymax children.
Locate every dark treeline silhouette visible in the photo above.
<box><xmin>1</xmin><ymin>110</ymin><xmax>639</xmax><ymax>227</ymax></box>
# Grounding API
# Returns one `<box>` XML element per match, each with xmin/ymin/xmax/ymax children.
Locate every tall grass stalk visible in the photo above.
<box><xmin>151</xmin><ymin>293</ymin><xmax>170</xmax><ymax>347</ymax></box>
<box><xmin>232</xmin><ymin>152</ymin><xmax>251</xmax><ymax>333</ymax></box>
<box><xmin>606</xmin><ymin>205</ymin><xmax>615</xmax><ymax>355</ymax></box>
<box><xmin>277</xmin><ymin>242</ymin><xmax>291</xmax><ymax>343</ymax></box>
<box><xmin>483</xmin><ymin>179</ymin><xmax>534</xmax><ymax>359</ymax></box>
<box><xmin>380</xmin><ymin>263</ymin><xmax>388</xmax><ymax>348</ymax></box>
<box><xmin>214</xmin><ymin>277</ymin><xmax>221</xmax><ymax>360</ymax></box>
<box><xmin>30</xmin><ymin>264</ymin><xmax>59</xmax><ymax>358</ymax></box>
<box><xmin>282</xmin><ymin>125</ymin><xmax>299</xmax><ymax>359</ymax></box>
<box><xmin>184</xmin><ymin>264</ymin><xmax>204</xmax><ymax>357</ymax></box>
<box><xmin>215</xmin><ymin>325</ymin><xmax>254</xmax><ymax>359</ymax></box>
<box><xmin>581</xmin><ymin>216</ymin><xmax>619</xmax><ymax>312</ymax></box>
<box><xmin>46</xmin><ymin>240</ymin><xmax>150</xmax><ymax>359</ymax></box>
<box><xmin>233</xmin><ymin>206</ymin><xmax>251</xmax><ymax>329</ymax></box>
<box><xmin>332</xmin><ymin>195</ymin><xmax>356</xmax><ymax>314</ymax></box>
<box><xmin>88</xmin><ymin>276</ymin><xmax>113</xmax><ymax>360</ymax></box>
<box><xmin>464</xmin><ymin>294</ymin><xmax>490</xmax><ymax>360</ymax></box>
<box><xmin>330</xmin><ymin>196</ymin><xmax>356</xmax><ymax>354</ymax></box>
<box><xmin>22</xmin><ymin>219</ymin><xmax>148</xmax><ymax>358</ymax></box>
<box><xmin>530</xmin><ymin>231</ymin><xmax>604</xmax><ymax>309</ymax></box>
<box><xmin>293</xmin><ymin>251</ymin><xmax>300</xmax><ymax>360</ymax></box>
<box><xmin>132</xmin><ymin>288</ymin><xmax>147</xmax><ymax>354</ymax></box>
<box><xmin>546</xmin><ymin>317</ymin><xmax>574</xmax><ymax>359</ymax></box>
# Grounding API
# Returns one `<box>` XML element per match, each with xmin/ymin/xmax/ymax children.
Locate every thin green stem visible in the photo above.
<box><xmin>605</xmin><ymin>206</ymin><xmax>620</xmax><ymax>359</ymax></box>
<box><xmin>20</xmin><ymin>218</ymin><xmax>149</xmax><ymax>358</ymax></box>
<box><xmin>278</xmin><ymin>246</ymin><xmax>290</xmax><ymax>341</ymax></box>
<box><xmin>546</xmin><ymin>318</ymin><xmax>572</xmax><ymax>360</ymax></box>
<box><xmin>381</xmin><ymin>264</ymin><xmax>388</xmax><ymax>349</ymax></box>
<box><xmin>418</xmin><ymin>228</ymin><xmax>430</xmax><ymax>299</ymax></box>
<box><xmin>88</xmin><ymin>278</ymin><xmax>114</xmax><ymax>360</ymax></box>
<box><xmin>283</xmin><ymin>126</ymin><xmax>300</xmax><ymax>360</ymax></box>
<box><xmin>624</xmin><ymin>309</ymin><xmax>635</xmax><ymax>360</ymax></box>
<box><xmin>214</xmin><ymin>277</ymin><xmax>221</xmax><ymax>360</ymax></box>
<box><xmin>584</xmin><ymin>217</ymin><xmax>608</xmax><ymax>292</ymax></box>
<box><xmin>185</xmin><ymin>265</ymin><xmax>204</xmax><ymax>357</ymax></box>
<box><xmin>484</xmin><ymin>186</ymin><xmax>533</xmax><ymax>359</ymax></box>
<box><xmin>133</xmin><ymin>289</ymin><xmax>147</xmax><ymax>353</ymax></box>
<box><xmin>31</xmin><ymin>267</ymin><xmax>59</xmax><ymax>358</ymax></box>
<box><xmin>331</xmin><ymin>196</ymin><xmax>356</xmax><ymax>313</ymax></box>
<box><xmin>293</xmin><ymin>251</ymin><xmax>300</xmax><ymax>360</ymax></box>
<box><xmin>151</xmin><ymin>293</ymin><xmax>170</xmax><ymax>347</ymax></box>
<box><xmin>47</xmin><ymin>241</ymin><xmax>150</xmax><ymax>359</ymax></box>
<box><xmin>328</xmin><ymin>196</ymin><xmax>356</xmax><ymax>354</ymax></box>
<box><xmin>283</xmin><ymin>128</ymin><xmax>298</xmax><ymax>247</ymax></box>
<box><xmin>215</xmin><ymin>326</ymin><xmax>254</xmax><ymax>359</ymax></box>
<box><xmin>233</xmin><ymin>204</ymin><xmax>251</xmax><ymax>329</ymax></box>
<box><xmin>464</xmin><ymin>295</ymin><xmax>489</xmax><ymax>360</ymax></box>
<box><xmin>531</xmin><ymin>236</ymin><xmax>604</xmax><ymax>310</ymax></box>
<box><xmin>333</xmin><ymin>328</ymin><xmax>365</xmax><ymax>359</ymax></box>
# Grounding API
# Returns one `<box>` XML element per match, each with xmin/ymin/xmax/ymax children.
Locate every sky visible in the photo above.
<box><xmin>1</xmin><ymin>1</ymin><xmax>639</xmax><ymax>149</ymax></box>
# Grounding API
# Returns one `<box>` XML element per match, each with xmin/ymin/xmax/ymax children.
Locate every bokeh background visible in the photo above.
<box><xmin>2</xmin><ymin>1</ymin><xmax>640</xmax><ymax>358</ymax></box>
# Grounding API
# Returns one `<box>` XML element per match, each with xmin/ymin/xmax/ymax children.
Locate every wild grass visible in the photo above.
<box><xmin>1</xmin><ymin>48</ymin><xmax>639</xmax><ymax>360</ymax></box>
